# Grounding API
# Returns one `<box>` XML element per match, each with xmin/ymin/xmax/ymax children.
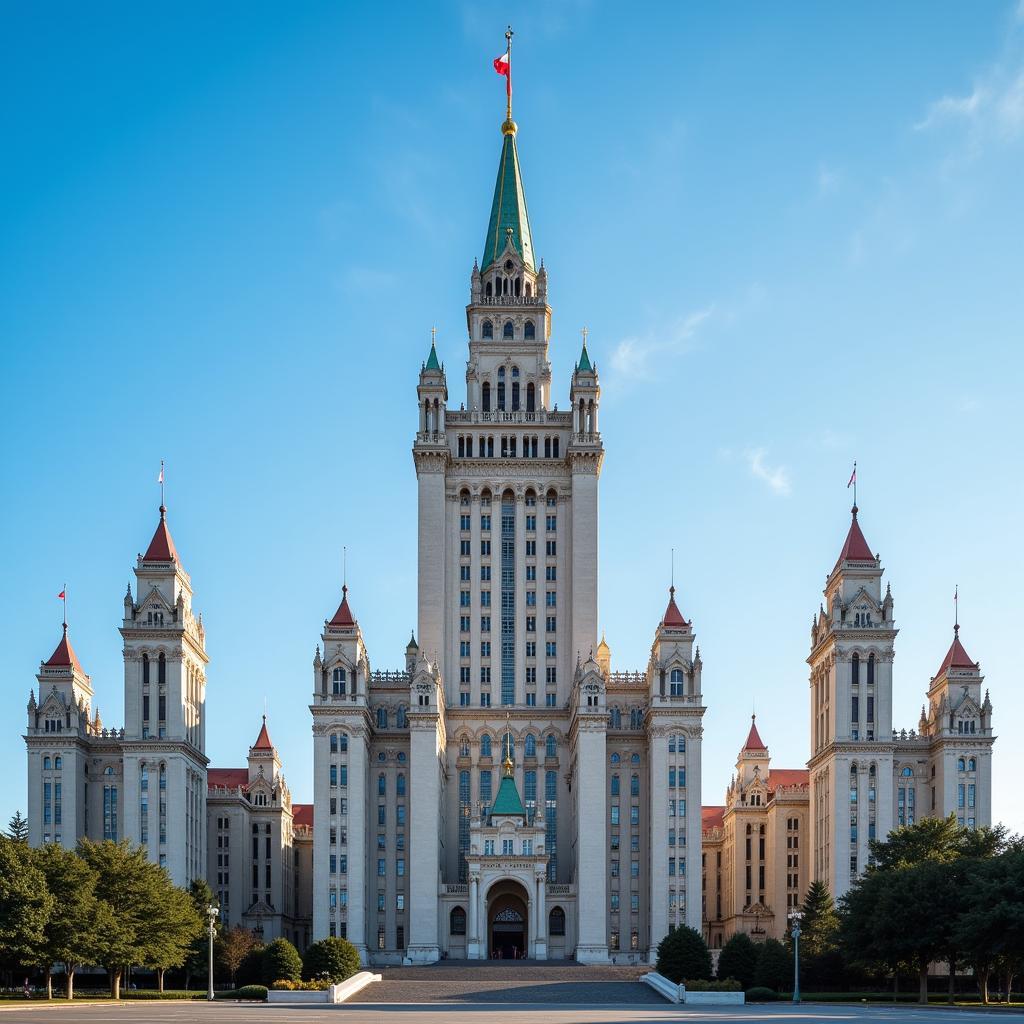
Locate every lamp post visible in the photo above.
<box><xmin>788</xmin><ymin>909</ymin><xmax>802</xmax><ymax>1004</ymax></box>
<box><xmin>206</xmin><ymin>904</ymin><xmax>219</xmax><ymax>1002</ymax></box>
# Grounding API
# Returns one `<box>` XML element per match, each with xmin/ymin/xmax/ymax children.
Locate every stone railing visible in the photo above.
<box><xmin>608</xmin><ymin>671</ymin><xmax>646</xmax><ymax>688</ymax></box>
<box><xmin>473</xmin><ymin>295</ymin><xmax>546</xmax><ymax>307</ymax></box>
<box><xmin>446</xmin><ymin>409</ymin><xmax>572</xmax><ymax>427</ymax></box>
<box><xmin>371</xmin><ymin>671</ymin><xmax>411</xmax><ymax>688</ymax></box>
<box><xmin>546</xmin><ymin>883</ymin><xmax>571</xmax><ymax>896</ymax></box>
<box><xmin>443</xmin><ymin>883</ymin><xmax>468</xmax><ymax>895</ymax></box>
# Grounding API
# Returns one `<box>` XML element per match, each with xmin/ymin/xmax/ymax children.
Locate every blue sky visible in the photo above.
<box><xmin>2</xmin><ymin>2</ymin><xmax>1022</xmax><ymax>835</ymax></box>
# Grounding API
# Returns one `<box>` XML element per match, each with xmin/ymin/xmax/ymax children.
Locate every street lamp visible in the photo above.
<box><xmin>206</xmin><ymin>904</ymin><xmax>219</xmax><ymax>1002</ymax></box>
<box><xmin>788</xmin><ymin>909</ymin><xmax>802</xmax><ymax>1004</ymax></box>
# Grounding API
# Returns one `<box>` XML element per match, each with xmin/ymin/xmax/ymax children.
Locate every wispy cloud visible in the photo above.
<box><xmin>609</xmin><ymin>307</ymin><xmax>714</xmax><ymax>381</ymax></box>
<box><xmin>745</xmin><ymin>448</ymin><xmax>792</xmax><ymax>497</ymax></box>
<box><xmin>915</xmin><ymin>86</ymin><xmax>988</xmax><ymax>132</ymax></box>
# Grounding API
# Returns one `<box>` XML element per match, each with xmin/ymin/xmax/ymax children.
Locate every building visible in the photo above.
<box><xmin>23</xmin><ymin>505</ymin><xmax>312</xmax><ymax>949</ymax></box>
<box><xmin>700</xmin><ymin>505</ymin><xmax>996</xmax><ymax>946</ymax></box>
<box><xmin>308</xmin><ymin>100</ymin><xmax>706</xmax><ymax>966</ymax></box>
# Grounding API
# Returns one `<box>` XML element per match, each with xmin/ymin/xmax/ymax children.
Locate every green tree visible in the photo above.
<box><xmin>183</xmin><ymin>878</ymin><xmax>220</xmax><ymax>990</ymax></box>
<box><xmin>717</xmin><ymin>933</ymin><xmax>759</xmax><ymax>989</ymax></box>
<box><xmin>6</xmin><ymin>812</ymin><xmax>29</xmax><ymax>843</ymax></box>
<box><xmin>139</xmin><ymin>867</ymin><xmax>203</xmax><ymax>991</ymax></box>
<box><xmin>798</xmin><ymin>880</ymin><xmax>839</xmax><ymax>957</ymax></box>
<box><xmin>34</xmin><ymin>843</ymin><xmax>111</xmax><ymax>1000</ymax></box>
<box><xmin>0</xmin><ymin>835</ymin><xmax>52</xmax><ymax>972</ymax></box>
<box><xmin>302</xmin><ymin>937</ymin><xmax>361</xmax><ymax>983</ymax></box>
<box><xmin>261</xmin><ymin>937</ymin><xmax>302</xmax><ymax>985</ymax></box>
<box><xmin>754</xmin><ymin>938</ymin><xmax>792</xmax><ymax>992</ymax></box>
<box><xmin>655</xmin><ymin>925</ymin><xmax>712</xmax><ymax>983</ymax></box>
<box><xmin>218</xmin><ymin>927</ymin><xmax>261</xmax><ymax>987</ymax></box>
<box><xmin>77</xmin><ymin>839</ymin><xmax>161</xmax><ymax>998</ymax></box>
<box><xmin>236</xmin><ymin>943</ymin><xmax>266</xmax><ymax>986</ymax></box>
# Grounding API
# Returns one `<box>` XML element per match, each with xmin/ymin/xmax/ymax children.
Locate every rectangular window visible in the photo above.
<box><xmin>481</xmin><ymin>565</ymin><xmax>491</xmax><ymax>581</ymax></box>
<box><xmin>481</xmin><ymin>540</ymin><xmax>491</xmax><ymax>556</ymax></box>
<box><xmin>526</xmin><ymin>591</ymin><xmax>536</xmax><ymax>606</ymax></box>
<box><xmin>460</xmin><ymin>540</ymin><xmax>471</xmax><ymax>557</ymax></box>
<box><xmin>545</xmin><ymin>693</ymin><xmax>556</xmax><ymax>706</ymax></box>
<box><xmin>526</xmin><ymin>693</ymin><xmax>536</xmax><ymax>706</ymax></box>
<box><xmin>460</xmin><ymin>692</ymin><xmax>470</xmax><ymax>706</ymax></box>
<box><xmin>546</xmin><ymin>540</ymin><xmax>556</xmax><ymax>556</ymax></box>
<box><xmin>526</xmin><ymin>565</ymin><xmax>536</xmax><ymax>581</ymax></box>
<box><xmin>481</xmin><ymin>616</ymin><xmax>491</xmax><ymax>632</ymax></box>
<box><xmin>546</xmin><ymin>616</ymin><xmax>556</xmax><ymax>632</ymax></box>
<box><xmin>546</xmin><ymin>666</ymin><xmax>557</xmax><ymax>684</ymax></box>
<box><xmin>460</xmin><ymin>615</ymin><xmax>470</xmax><ymax>632</ymax></box>
<box><xmin>378</xmin><ymin>858</ymin><xmax>386</xmax><ymax>876</ymax></box>
<box><xmin>611</xmin><ymin>805</ymin><xmax>620</xmax><ymax>825</ymax></box>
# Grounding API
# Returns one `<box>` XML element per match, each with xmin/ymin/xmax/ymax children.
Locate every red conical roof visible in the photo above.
<box><xmin>837</xmin><ymin>506</ymin><xmax>874</xmax><ymax>563</ymax></box>
<box><xmin>661</xmin><ymin>586</ymin><xmax>688</xmax><ymax>628</ymax></box>
<box><xmin>935</xmin><ymin>627</ymin><xmax>977</xmax><ymax>678</ymax></box>
<box><xmin>143</xmin><ymin>506</ymin><xmax>179</xmax><ymax>562</ymax></box>
<box><xmin>45</xmin><ymin>624</ymin><xmax>84</xmax><ymax>673</ymax></box>
<box><xmin>252</xmin><ymin>715</ymin><xmax>273</xmax><ymax>751</ymax></box>
<box><xmin>742</xmin><ymin>714</ymin><xmax>767</xmax><ymax>752</ymax></box>
<box><xmin>329</xmin><ymin>585</ymin><xmax>356</xmax><ymax>627</ymax></box>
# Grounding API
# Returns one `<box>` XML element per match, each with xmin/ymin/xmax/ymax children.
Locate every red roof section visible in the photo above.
<box><xmin>143</xmin><ymin>506</ymin><xmax>179</xmax><ymax>562</ymax></box>
<box><xmin>935</xmin><ymin>628</ymin><xmax>977</xmax><ymax>678</ymax></box>
<box><xmin>329</xmin><ymin>585</ymin><xmax>356</xmax><ymax>627</ymax></box>
<box><xmin>767</xmin><ymin>769</ymin><xmax>810</xmax><ymax>791</ymax></box>
<box><xmin>661</xmin><ymin>586</ymin><xmax>688</xmax><ymax>628</ymax></box>
<box><xmin>702</xmin><ymin>806</ymin><xmax>725</xmax><ymax>831</ymax></box>
<box><xmin>742</xmin><ymin>714</ymin><xmax>768</xmax><ymax>752</ymax></box>
<box><xmin>45</xmin><ymin>625</ymin><xmax>84</xmax><ymax>673</ymax></box>
<box><xmin>837</xmin><ymin>506</ymin><xmax>874</xmax><ymax>563</ymax></box>
<box><xmin>208</xmin><ymin>768</ymin><xmax>248</xmax><ymax>790</ymax></box>
<box><xmin>293</xmin><ymin>804</ymin><xmax>314</xmax><ymax>828</ymax></box>
<box><xmin>252</xmin><ymin>716</ymin><xmax>273</xmax><ymax>751</ymax></box>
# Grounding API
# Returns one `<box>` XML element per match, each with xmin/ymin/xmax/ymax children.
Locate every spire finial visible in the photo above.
<box><xmin>954</xmin><ymin>584</ymin><xmax>959</xmax><ymax>633</ymax></box>
<box><xmin>671</xmin><ymin>547</ymin><xmax>675</xmax><ymax>590</ymax></box>
<box><xmin>158</xmin><ymin>459</ymin><xmax>165</xmax><ymax>510</ymax></box>
<box><xmin>343</xmin><ymin>545</ymin><xmax>347</xmax><ymax>589</ymax></box>
<box><xmin>505</xmin><ymin>25</ymin><xmax>513</xmax><ymax>124</ymax></box>
<box><xmin>847</xmin><ymin>460</ymin><xmax>857</xmax><ymax>511</ymax></box>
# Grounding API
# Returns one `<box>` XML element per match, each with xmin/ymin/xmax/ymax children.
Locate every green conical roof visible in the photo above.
<box><xmin>577</xmin><ymin>343</ymin><xmax>592</xmax><ymax>373</ymax></box>
<box><xmin>482</xmin><ymin>130</ymin><xmax>535</xmax><ymax>273</ymax></box>
<box><xmin>425</xmin><ymin>342</ymin><xmax>441</xmax><ymax>371</ymax></box>
<box><xmin>490</xmin><ymin>768</ymin><xmax>526</xmax><ymax>819</ymax></box>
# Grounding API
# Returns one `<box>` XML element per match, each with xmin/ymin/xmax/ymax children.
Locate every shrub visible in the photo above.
<box><xmin>270</xmin><ymin>980</ymin><xmax>297</xmax><ymax>990</ymax></box>
<box><xmin>261</xmin><ymin>938</ymin><xmax>303</xmax><ymax>986</ymax></box>
<box><xmin>270</xmin><ymin>978</ymin><xmax>332</xmax><ymax>992</ymax></box>
<box><xmin>717</xmin><ymin>933</ymin><xmax>759</xmax><ymax>989</ymax></box>
<box><xmin>235</xmin><ymin>985</ymin><xmax>268</xmax><ymax>1001</ymax></box>
<box><xmin>303</xmin><ymin>937</ymin><xmax>361</xmax><ymax>983</ymax></box>
<box><xmin>656</xmin><ymin>925</ymin><xmax>713</xmax><ymax>983</ymax></box>
<box><xmin>236</xmin><ymin>945</ymin><xmax>265</xmax><ymax>987</ymax></box>
<box><xmin>755</xmin><ymin>938</ymin><xmax>793</xmax><ymax>991</ymax></box>
<box><xmin>746</xmin><ymin>986</ymin><xmax>778</xmax><ymax>1002</ymax></box>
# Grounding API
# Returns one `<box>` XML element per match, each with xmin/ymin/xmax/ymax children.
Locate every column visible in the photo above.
<box><xmin>408</xmin><ymin>711</ymin><xmax>441</xmax><ymax>963</ymax></box>
<box><xmin>569</xmin><ymin>467</ymin><xmax>598</xmax><ymax>678</ymax></box>
<box><xmin>346</xmin><ymin>728</ymin><xmax>369</xmax><ymax>962</ymax></box>
<box><xmin>470</xmin><ymin>492</ymin><xmax>482</xmax><ymax>706</ymax></box>
<box><xmin>535</xmin><ymin>871</ymin><xmax>547</xmax><ymax>959</ymax></box>
<box><xmin>514</xmin><ymin>488</ymin><xmax>527</xmax><ymax>705</ymax></box>
<box><xmin>468</xmin><ymin>873</ymin><xmax>481</xmax><ymax>959</ymax></box>
<box><xmin>684</xmin><ymin>728</ymin><xmax>703</xmax><ymax>932</ymax></box>
<box><xmin>312</xmin><ymin>729</ymin><xmax>330</xmax><ymax>941</ymax></box>
<box><xmin>416</xmin><ymin>459</ymin><xmax>446</xmax><ymax>669</ymax></box>
<box><xmin>574</xmin><ymin>720</ymin><xmax>608</xmax><ymax>963</ymax></box>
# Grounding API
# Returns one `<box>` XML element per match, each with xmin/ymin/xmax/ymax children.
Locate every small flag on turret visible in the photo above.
<box><xmin>493</xmin><ymin>48</ymin><xmax>510</xmax><ymax>96</ymax></box>
<box><xmin>158</xmin><ymin>465</ymin><xmax>164</xmax><ymax>484</ymax></box>
<box><xmin>57</xmin><ymin>589</ymin><xmax>65</xmax><ymax>600</ymax></box>
<box><xmin>847</xmin><ymin>464</ymin><xmax>857</xmax><ymax>488</ymax></box>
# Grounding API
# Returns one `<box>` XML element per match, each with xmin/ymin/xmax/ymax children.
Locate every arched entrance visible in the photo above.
<box><xmin>486</xmin><ymin>878</ymin><xmax>529</xmax><ymax>959</ymax></box>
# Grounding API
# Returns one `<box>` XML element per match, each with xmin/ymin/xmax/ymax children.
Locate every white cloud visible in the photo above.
<box><xmin>745</xmin><ymin>448</ymin><xmax>792</xmax><ymax>497</ymax></box>
<box><xmin>915</xmin><ymin>86</ymin><xmax>988</xmax><ymax>132</ymax></box>
<box><xmin>609</xmin><ymin>307</ymin><xmax>714</xmax><ymax>381</ymax></box>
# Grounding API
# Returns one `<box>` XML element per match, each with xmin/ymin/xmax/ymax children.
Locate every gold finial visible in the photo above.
<box><xmin>502</xmin><ymin>711</ymin><xmax>514</xmax><ymax>776</ymax></box>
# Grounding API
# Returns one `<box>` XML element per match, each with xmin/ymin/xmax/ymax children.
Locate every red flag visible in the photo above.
<box><xmin>493</xmin><ymin>49</ymin><xmax>510</xmax><ymax>97</ymax></box>
<box><xmin>847</xmin><ymin>466</ymin><xmax>856</xmax><ymax>488</ymax></box>
<box><xmin>57</xmin><ymin>590</ymin><xmax>65</xmax><ymax>600</ymax></box>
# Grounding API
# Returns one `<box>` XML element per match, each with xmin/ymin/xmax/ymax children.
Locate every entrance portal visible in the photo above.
<box><xmin>487</xmin><ymin>879</ymin><xmax>530</xmax><ymax>959</ymax></box>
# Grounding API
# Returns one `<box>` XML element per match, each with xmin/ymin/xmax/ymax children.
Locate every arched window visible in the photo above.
<box><xmin>511</xmin><ymin>366</ymin><xmax>520</xmax><ymax>411</ymax></box>
<box><xmin>397</xmin><ymin>773</ymin><xmax>406</xmax><ymax>796</ymax></box>
<box><xmin>957</xmin><ymin>758</ymin><xmax>966</xmax><ymax>771</ymax></box>
<box><xmin>396</xmin><ymin>706</ymin><xmax>407</xmax><ymax>728</ymax></box>
<box><xmin>867</xmin><ymin>653</ymin><xmax>875</xmax><ymax>685</ymax></box>
<box><xmin>631</xmin><ymin>774</ymin><xmax>640</xmax><ymax>796</ymax></box>
<box><xmin>630</xmin><ymin>707</ymin><xmax>643</xmax><ymax>729</ymax></box>
<box><xmin>545</xmin><ymin>734</ymin><xmax>557</xmax><ymax>758</ymax></box>
<box><xmin>850</xmin><ymin>763</ymin><xmax>858</xmax><ymax>775</ymax></box>
<box><xmin>526</xmin><ymin>382</ymin><xmax>536</xmax><ymax>412</ymax></box>
<box><xmin>631</xmin><ymin>753</ymin><xmax>640</xmax><ymax>765</ymax></box>
<box><xmin>376</xmin><ymin>707</ymin><xmax>388</xmax><ymax>729</ymax></box>
<box><xmin>669</xmin><ymin>668</ymin><xmax>684</xmax><ymax>696</ymax></box>
<box><xmin>482</xmin><ymin>319</ymin><xmax>493</xmax><ymax>339</ymax></box>
<box><xmin>332</xmin><ymin>667</ymin><xmax>345</xmax><ymax>695</ymax></box>
<box><xmin>378</xmin><ymin>773</ymin><xmax>386</xmax><ymax>796</ymax></box>
<box><xmin>610</xmin><ymin>706</ymin><xmax>622</xmax><ymax>729</ymax></box>
<box><xmin>968</xmin><ymin>758</ymin><xmax>976</xmax><ymax>771</ymax></box>
<box><xmin>104</xmin><ymin>766</ymin><xmax>113</xmax><ymax>776</ymax></box>
<box><xmin>330</xmin><ymin>734</ymin><xmax>338</xmax><ymax>753</ymax></box>
<box><xmin>459</xmin><ymin>737</ymin><xmax>470</xmax><ymax>757</ymax></box>
<box><xmin>524</xmin><ymin>733</ymin><xmax>536</xmax><ymax>758</ymax></box>
<box><xmin>497</xmin><ymin>367</ymin><xmax>506</xmax><ymax>411</ymax></box>
<box><xmin>851</xmin><ymin>654</ymin><xmax>860</xmax><ymax>686</ymax></box>
<box><xmin>549</xmin><ymin>906</ymin><xmax>566</xmax><ymax>936</ymax></box>
<box><xmin>503</xmin><ymin>320</ymin><xmax>514</xmax><ymax>339</ymax></box>
<box><xmin>450</xmin><ymin>906</ymin><xmax>467</xmax><ymax>935</ymax></box>
<box><xmin>54</xmin><ymin>756</ymin><xmax>62</xmax><ymax>770</ymax></box>
<box><xmin>524</xmin><ymin>320</ymin><xmax>535</xmax><ymax>340</ymax></box>
<box><xmin>901</xmin><ymin>766</ymin><xmax>912</xmax><ymax>777</ymax></box>
<box><xmin>142</xmin><ymin>653</ymin><xmax>150</xmax><ymax>685</ymax></box>
<box><xmin>338</xmin><ymin>733</ymin><xmax>348</xmax><ymax>752</ymax></box>
<box><xmin>485</xmin><ymin>280</ymin><xmax>493</xmax><ymax>297</ymax></box>
<box><xmin>610</xmin><ymin>752</ymin><xmax>620</xmax><ymax>765</ymax></box>
<box><xmin>611</xmin><ymin>774</ymin><xmax>620</xmax><ymax>796</ymax></box>
<box><xmin>480</xmin><ymin>734</ymin><xmax>492</xmax><ymax>758</ymax></box>
<box><xmin>398</xmin><ymin>751</ymin><xmax>406</xmax><ymax>762</ymax></box>
<box><xmin>482</xmin><ymin>382</ymin><xmax>491</xmax><ymax>413</ymax></box>
<box><xmin>158</xmin><ymin>652</ymin><xmax>166</xmax><ymax>685</ymax></box>
<box><xmin>43</xmin><ymin>756</ymin><xmax>51</xmax><ymax>770</ymax></box>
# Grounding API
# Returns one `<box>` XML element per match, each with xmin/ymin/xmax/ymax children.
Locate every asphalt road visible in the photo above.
<box><xmin>0</xmin><ymin>1002</ymin><xmax>1018</xmax><ymax>1024</ymax></box>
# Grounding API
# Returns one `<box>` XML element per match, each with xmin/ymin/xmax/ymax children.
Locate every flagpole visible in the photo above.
<box><xmin>63</xmin><ymin>583</ymin><xmax>67</xmax><ymax>628</ymax></box>
<box><xmin>505</xmin><ymin>25</ymin><xmax>513</xmax><ymax>123</ymax></box>
<box><xmin>160</xmin><ymin>459</ymin><xmax>165</xmax><ymax>508</ymax></box>
<box><xmin>954</xmin><ymin>585</ymin><xmax>959</xmax><ymax>632</ymax></box>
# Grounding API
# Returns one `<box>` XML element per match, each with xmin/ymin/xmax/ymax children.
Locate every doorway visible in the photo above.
<box><xmin>487</xmin><ymin>879</ymin><xmax>530</xmax><ymax>959</ymax></box>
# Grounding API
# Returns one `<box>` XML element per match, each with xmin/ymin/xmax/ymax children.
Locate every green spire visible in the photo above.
<box><xmin>481</xmin><ymin>127</ymin><xmax>535</xmax><ymax>273</ymax></box>
<box><xmin>577</xmin><ymin>344</ymin><xmax>592</xmax><ymax>373</ymax></box>
<box><xmin>490</xmin><ymin>768</ymin><xmax>526</xmax><ymax>819</ymax></box>
<box><xmin>425</xmin><ymin>342</ymin><xmax>440</xmax><ymax>371</ymax></box>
